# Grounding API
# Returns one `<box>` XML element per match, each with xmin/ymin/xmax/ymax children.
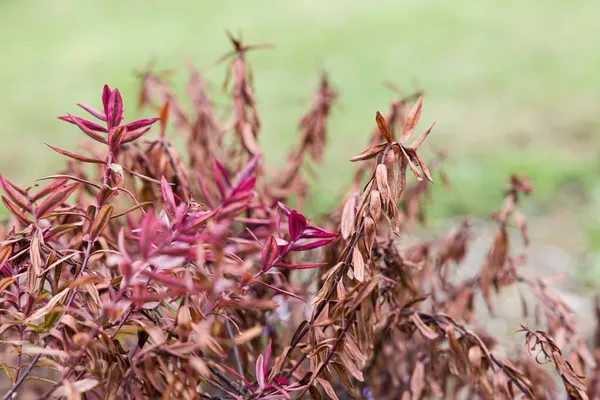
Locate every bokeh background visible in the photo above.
<box><xmin>1</xmin><ymin>0</ymin><xmax>599</xmax><ymax>285</ymax></box>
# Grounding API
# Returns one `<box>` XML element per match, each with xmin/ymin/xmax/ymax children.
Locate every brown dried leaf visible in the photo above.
<box><xmin>352</xmin><ymin>247</ymin><xmax>365</xmax><ymax>282</ymax></box>
<box><xmin>350</xmin><ymin>143</ymin><xmax>387</xmax><ymax>162</ymax></box>
<box><xmin>341</xmin><ymin>191</ymin><xmax>358</xmax><ymax>240</ymax></box>
<box><xmin>401</xmin><ymin>96</ymin><xmax>422</xmax><ymax>143</ymax></box>
<box><xmin>410</xmin><ymin>361</ymin><xmax>425</xmax><ymax>400</ymax></box>
<box><xmin>376</xmin><ymin>111</ymin><xmax>393</xmax><ymax>144</ymax></box>
<box><xmin>410</xmin><ymin>313</ymin><xmax>438</xmax><ymax>340</ymax></box>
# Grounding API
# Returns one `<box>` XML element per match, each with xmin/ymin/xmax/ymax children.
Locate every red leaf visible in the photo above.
<box><xmin>60</xmin><ymin>115</ymin><xmax>108</xmax><ymax>143</ymax></box>
<box><xmin>288</xmin><ymin>210</ymin><xmax>307</xmax><ymax>241</ymax></box>
<box><xmin>31</xmin><ymin>178</ymin><xmax>69</xmax><ymax>202</ymax></box>
<box><xmin>108</xmin><ymin>126</ymin><xmax>128</xmax><ymax>152</ymax></box>
<box><xmin>120</xmin><ymin>126</ymin><xmax>151</xmax><ymax>144</ymax></box>
<box><xmin>102</xmin><ymin>84</ymin><xmax>111</xmax><ymax>117</ymax></box>
<box><xmin>1</xmin><ymin>195</ymin><xmax>32</xmax><ymax>226</ymax></box>
<box><xmin>45</xmin><ymin>143</ymin><xmax>105</xmax><ymax>164</ymax></box>
<box><xmin>89</xmin><ymin>205</ymin><xmax>113</xmax><ymax>242</ymax></box>
<box><xmin>35</xmin><ymin>183</ymin><xmax>79</xmax><ymax>219</ymax></box>
<box><xmin>107</xmin><ymin>88</ymin><xmax>123</xmax><ymax>128</ymax></box>
<box><xmin>125</xmin><ymin>118</ymin><xmax>160</xmax><ymax>132</ymax></box>
<box><xmin>0</xmin><ymin>174</ymin><xmax>30</xmax><ymax>212</ymax></box>
<box><xmin>290</xmin><ymin>239</ymin><xmax>334</xmax><ymax>251</ymax></box>
<box><xmin>300</xmin><ymin>226</ymin><xmax>339</xmax><ymax>239</ymax></box>
<box><xmin>261</xmin><ymin>235</ymin><xmax>279</xmax><ymax>272</ymax></box>
<box><xmin>58</xmin><ymin>114</ymin><xmax>107</xmax><ymax>133</ymax></box>
<box><xmin>77</xmin><ymin>103</ymin><xmax>106</xmax><ymax>121</ymax></box>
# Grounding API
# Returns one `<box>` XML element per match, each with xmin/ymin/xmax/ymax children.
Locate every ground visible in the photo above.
<box><xmin>1</xmin><ymin>0</ymin><xmax>599</xmax><ymax>278</ymax></box>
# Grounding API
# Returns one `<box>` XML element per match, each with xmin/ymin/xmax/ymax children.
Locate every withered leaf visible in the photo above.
<box><xmin>341</xmin><ymin>191</ymin><xmax>358</xmax><ymax>240</ymax></box>
<box><xmin>410</xmin><ymin>313</ymin><xmax>438</xmax><ymax>340</ymax></box>
<box><xmin>317</xmin><ymin>377</ymin><xmax>340</xmax><ymax>400</ymax></box>
<box><xmin>352</xmin><ymin>247</ymin><xmax>365</xmax><ymax>282</ymax></box>
<box><xmin>410</xmin><ymin>361</ymin><xmax>425</xmax><ymax>399</ymax></box>
<box><xmin>376</xmin><ymin>111</ymin><xmax>393</xmax><ymax>144</ymax></box>
<box><xmin>350</xmin><ymin>143</ymin><xmax>387</xmax><ymax>162</ymax></box>
<box><xmin>402</xmin><ymin>96</ymin><xmax>422</xmax><ymax>142</ymax></box>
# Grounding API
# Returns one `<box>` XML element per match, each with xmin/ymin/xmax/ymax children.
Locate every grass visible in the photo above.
<box><xmin>1</xmin><ymin>0</ymin><xmax>600</xmax><ymax>257</ymax></box>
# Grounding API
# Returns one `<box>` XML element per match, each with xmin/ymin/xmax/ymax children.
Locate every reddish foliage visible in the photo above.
<box><xmin>0</xmin><ymin>36</ymin><xmax>594</xmax><ymax>400</ymax></box>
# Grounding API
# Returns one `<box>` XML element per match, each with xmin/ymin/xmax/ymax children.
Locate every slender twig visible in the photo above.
<box><xmin>225</xmin><ymin>313</ymin><xmax>245</xmax><ymax>380</ymax></box>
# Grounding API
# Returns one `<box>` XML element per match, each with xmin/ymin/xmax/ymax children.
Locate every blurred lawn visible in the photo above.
<box><xmin>1</xmin><ymin>0</ymin><xmax>599</xmax><ymax>256</ymax></box>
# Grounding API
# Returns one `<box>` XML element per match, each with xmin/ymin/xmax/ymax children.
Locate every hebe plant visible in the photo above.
<box><xmin>0</xmin><ymin>34</ymin><xmax>597</xmax><ymax>399</ymax></box>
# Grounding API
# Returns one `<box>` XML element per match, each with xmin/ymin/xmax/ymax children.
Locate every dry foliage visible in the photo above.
<box><xmin>0</xmin><ymin>36</ymin><xmax>595</xmax><ymax>399</ymax></box>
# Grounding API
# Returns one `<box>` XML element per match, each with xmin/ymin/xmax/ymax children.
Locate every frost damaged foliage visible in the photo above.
<box><xmin>0</xmin><ymin>38</ymin><xmax>594</xmax><ymax>400</ymax></box>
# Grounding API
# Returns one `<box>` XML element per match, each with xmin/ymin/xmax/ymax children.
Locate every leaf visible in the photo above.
<box><xmin>0</xmin><ymin>245</ymin><xmax>12</xmax><ymax>271</ymax></box>
<box><xmin>369</xmin><ymin>190</ymin><xmax>382</xmax><ymax>223</ymax></box>
<box><xmin>58</xmin><ymin>114</ymin><xmax>107</xmax><ymax>132</ymax></box>
<box><xmin>409</xmin><ymin>122</ymin><xmax>435</xmax><ymax>150</ymax></box>
<box><xmin>290</xmin><ymin>239</ymin><xmax>334</xmax><ymax>251</ymax></box>
<box><xmin>352</xmin><ymin>248</ymin><xmax>365</xmax><ymax>282</ymax></box>
<box><xmin>107</xmin><ymin>88</ymin><xmax>123</xmax><ymax>128</ymax></box>
<box><xmin>0</xmin><ymin>361</ymin><xmax>15</xmax><ymax>385</ymax></box>
<box><xmin>341</xmin><ymin>191</ymin><xmax>358</xmax><ymax>240</ymax></box>
<box><xmin>350</xmin><ymin>143</ymin><xmax>387</xmax><ymax>162</ymax></box>
<box><xmin>317</xmin><ymin>377</ymin><xmax>339</xmax><ymax>400</ymax></box>
<box><xmin>256</xmin><ymin>354</ymin><xmax>265</xmax><ymax>389</ymax></box>
<box><xmin>35</xmin><ymin>183</ymin><xmax>79</xmax><ymax>219</ymax></box>
<box><xmin>375</xmin><ymin>164</ymin><xmax>391</xmax><ymax>205</ymax></box>
<box><xmin>410</xmin><ymin>361</ymin><xmax>425</xmax><ymax>399</ymax></box>
<box><xmin>288</xmin><ymin>210</ymin><xmax>308</xmax><ymax>241</ymax></box>
<box><xmin>0</xmin><ymin>174</ymin><xmax>29</xmax><ymax>211</ymax></box>
<box><xmin>31</xmin><ymin>178</ymin><xmax>69</xmax><ymax>202</ymax></box>
<box><xmin>60</xmin><ymin>115</ymin><xmax>108</xmax><ymax>143</ymax></box>
<box><xmin>160</xmin><ymin>176</ymin><xmax>177</xmax><ymax>218</ymax></box>
<box><xmin>401</xmin><ymin>96</ymin><xmax>422</xmax><ymax>143</ymax></box>
<box><xmin>108</xmin><ymin>126</ymin><xmax>128</xmax><ymax>152</ymax></box>
<box><xmin>1</xmin><ymin>195</ymin><xmax>32</xmax><ymax>226</ymax></box>
<box><xmin>89</xmin><ymin>205</ymin><xmax>113</xmax><ymax>242</ymax></box>
<box><xmin>28</xmin><ymin>228</ymin><xmax>43</xmax><ymax>293</ymax></box>
<box><xmin>376</xmin><ymin>111</ymin><xmax>392</xmax><ymax>143</ymax></box>
<box><xmin>120</xmin><ymin>126</ymin><xmax>152</xmax><ymax>144</ymax></box>
<box><xmin>45</xmin><ymin>143</ymin><xmax>105</xmax><ymax>164</ymax></box>
<box><xmin>125</xmin><ymin>118</ymin><xmax>160</xmax><ymax>132</ymax></box>
<box><xmin>26</xmin><ymin>287</ymin><xmax>69</xmax><ymax>323</ymax></box>
<box><xmin>241</xmin><ymin>122</ymin><xmax>262</xmax><ymax>155</ymax></box>
<box><xmin>410</xmin><ymin>313</ymin><xmax>438</xmax><ymax>340</ymax></box>
<box><xmin>77</xmin><ymin>103</ymin><xmax>106</xmax><ymax>121</ymax></box>
<box><xmin>261</xmin><ymin>235</ymin><xmax>279</xmax><ymax>272</ymax></box>
<box><xmin>159</xmin><ymin>101</ymin><xmax>169</xmax><ymax>138</ymax></box>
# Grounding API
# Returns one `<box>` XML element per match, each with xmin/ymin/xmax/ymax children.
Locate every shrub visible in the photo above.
<box><xmin>0</xmin><ymin>34</ymin><xmax>596</xmax><ymax>399</ymax></box>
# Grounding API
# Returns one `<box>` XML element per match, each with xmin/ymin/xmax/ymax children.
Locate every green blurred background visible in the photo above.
<box><xmin>1</xmin><ymin>0</ymin><xmax>599</xmax><ymax>279</ymax></box>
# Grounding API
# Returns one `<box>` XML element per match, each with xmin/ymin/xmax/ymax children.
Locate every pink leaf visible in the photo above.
<box><xmin>288</xmin><ymin>210</ymin><xmax>307</xmax><ymax>242</ymax></box>
<box><xmin>125</xmin><ymin>118</ymin><xmax>160</xmax><ymax>132</ymax></box>
<box><xmin>60</xmin><ymin>115</ymin><xmax>107</xmax><ymax>144</ymax></box>
<box><xmin>261</xmin><ymin>235</ymin><xmax>279</xmax><ymax>272</ymax></box>
<box><xmin>290</xmin><ymin>239</ymin><xmax>334</xmax><ymax>252</ymax></box>
<box><xmin>160</xmin><ymin>177</ymin><xmax>177</xmax><ymax>218</ymax></box>
<box><xmin>77</xmin><ymin>103</ymin><xmax>106</xmax><ymax>121</ymax></box>
<box><xmin>107</xmin><ymin>88</ymin><xmax>123</xmax><ymax>128</ymax></box>
<box><xmin>256</xmin><ymin>354</ymin><xmax>265</xmax><ymax>389</ymax></box>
